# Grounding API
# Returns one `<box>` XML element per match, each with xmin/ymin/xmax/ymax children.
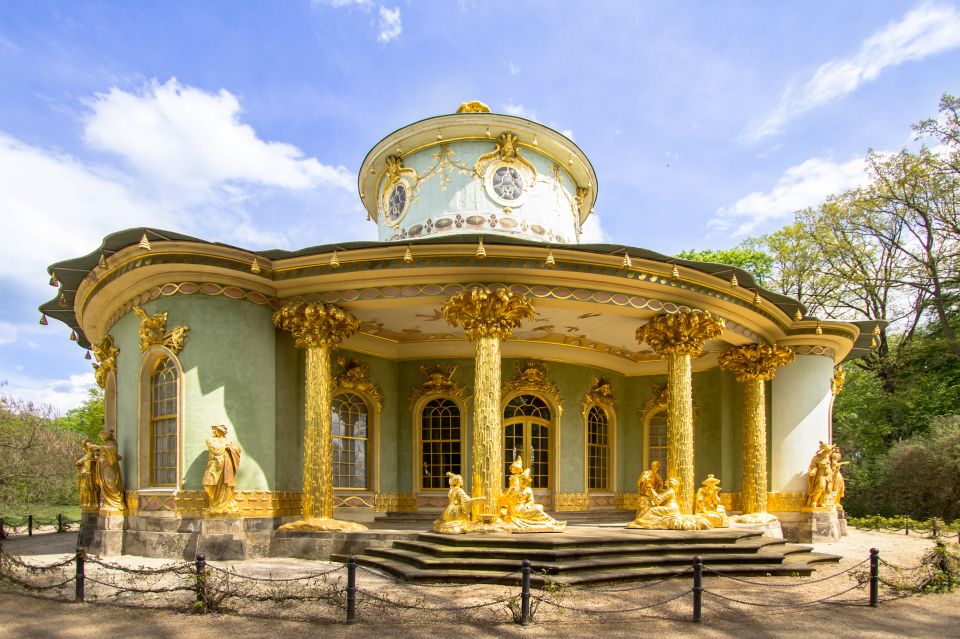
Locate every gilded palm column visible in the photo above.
<box><xmin>718</xmin><ymin>344</ymin><xmax>795</xmax><ymax>524</ymax></box>
<box><xmin>636</xmin><ymin>311</ymin><xmax>724</xmax><ymax>514</ymax></box>
<box><xmin>273</xmin><ymin>300</ymin><xmax>366</xmax><ymax>532</ymax></box>
<box><xmin>442</xmin><ymin>287</ymin><xmax>534</xmax><ymax>531</ymax></box>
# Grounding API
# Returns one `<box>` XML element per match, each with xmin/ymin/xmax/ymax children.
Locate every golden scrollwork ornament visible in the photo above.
<box><xmin>133</xmin><ymin>306</ymin><xmax>189</xmax><ymax>354</ymax></box>
<box><xmin>91</xmin><ymin>334</ymin><xmax>119</xmax><ymax>388</ymax></box>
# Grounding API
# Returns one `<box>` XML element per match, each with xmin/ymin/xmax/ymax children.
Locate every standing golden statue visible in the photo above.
<box><xmin>500</xmin><ymin>457</ymin><xmax>566</xmax><ymax>533</ymax></box>
<box><xmin>88</xmin><ymin>430</ymin><xmax>126</xmax><ymax>514</ymax></box>
<box><xmin>694</xmin><ymin>474</ymin><xmax>729</xmax><ymax>527</ymax></box>
<box><xmin>203</xmin><ymin>424</ymin><xmax>241</xmax><ymax>515</ymax></box>
<box><xmin>830</xmin><ymin>446</ymin><xmax>849</xmax><ymax>508</ymax></box>
<box><xmin>433</xmin><ymin>473</ymin><xmax>485</xmax><ymax>534</ymax></box>
<box><xmin>805</xmin><ymin>441</ymin><xmax>835</xmax><ymax>508</ymax></box>
<box><xmin>76</xmin><ymin>440</ymin><xmax>100</xmax><ymax>511</ymax></box>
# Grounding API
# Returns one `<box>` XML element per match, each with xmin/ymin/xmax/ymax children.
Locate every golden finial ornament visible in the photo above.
<box><xmin>59</xmin><ymin>292</ymin><xmax>67</xmax><ymax>307</ymax></box>
<box><xmin>870</xmin><ymin>336</ymin><xmax>878</xmax><ymax>349</ymax></box>
<box><xmin>873</xmin><ymin>324</ymin><xmax>881</xmax><ymax>336</ymax></box>
<box><xmin>794</xmin><ymin>308</ymin><xmax>803</xmax><ymax>321</ymax></box>
<box><xmin>329</xmin><ymin>250</ymin><xmax>340</xmax><ymax>269</ymax></box>
<box><xmin>39</xmin><ymin>314</ymin><xmax>48</xmax><ymax>326</ymax></box>
<box><xmin>138</xmin><ymin>232</ymin><xmax>151</xmax><ymax>250</ymax></box>
<box><xmin>816</xmin><ymin>323</ymin><xmax>823</xmax><ymax>335</ymax></box>
<box><xmin>545</xmin><ymin>249</ymin><xmax>556</xmax><ymax>267</ymax></box>
<box><xmin>622</xmin><ymin>252</ymin><xmax>632</xmax><ymax>268</ymax></box>
<box><xmin>84</xmin><ymin>350</ymin><xmax>91</xmax><ymax>360</ymax></box>
<box><xmin>49</xmin><ymin>273</ymin><xmax>59</xmax><ymax>287</ymax></box>
<box><xmin>250</xmin><ymin>256</ymin><xmax>261</xmax><ymax>274</ymax></box>
<box><xmin>69</xmin><ymin>329</ymin><xmax>77</xmax><ymax>341</ymax></box>
<box><xmin>456</xmin><ymin>100</ymin><xmax>491</xmax><ymax>113</ymax></box>
<box><xmin>476</xmin><ymin>237</ymin><xmax>487</xmax><ymax>259</ymax></box>
<box><xmin>753</xmin><ymin>291</ymin><xmax>762</xmax><ymax>305</ymax></box>
<box><xmin>403</xmin><ymin>245</ymin><xmax>414</xmax><ymax>264</ymax></box>
<box><xmin>671</xmin><ymin>264</ymin><xmax>680</xmax><ymax>278</ymax></box>
<box><xmin>729</xmin><ymin>273</ymin><xmax>738</xmax><ymax>287</ymax></box>
<box><xmin>98</xmin><ymin>253</ymin><xmax>108</xmax><ymax>269</ymax></box>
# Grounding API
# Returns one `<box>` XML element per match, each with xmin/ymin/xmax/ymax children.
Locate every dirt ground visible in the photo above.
<box><xmin>1</xmin><ymin>527</ymin><xmax>958</xmax><ymax>639</ymax></box>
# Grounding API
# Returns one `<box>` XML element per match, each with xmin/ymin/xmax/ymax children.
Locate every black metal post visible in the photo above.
<box><xmin>346</xmin><ymin>556</ymin><xmax>357</xmax><ymax>624</ymax></box>
<box><xmin>0</xmin><ymin>517</ymin><xmax>5</xmax><ymax>540</ymax></box>
<box><xmin>521</xmin><ymin>558</ymin><xmax>532</xmax><ymax>626</ymax></box>
<box><xmin>27</xmin><ymin>515</ymin><xmax>33</xmax><ymax>536</ymax></box>
<box><xmin>904</xmin><ymin>519</ymin><xmax>909</xmax><ymax>536</ymax></box>
<box><xmin>57</xmin><ymin>513</ymin><xmax>64</xmax><ymax>533</ymax></box>
<box><xmin>869</xmin><ymin>548</ymin><xmax>879</xmax><ymax>608</ymax></box>
<box><xmin>693</xmin><ymin>556</ymin><xmax>703</xmax><ymax>623</ymax></box>
<box><xmin>75</xmin><ymin>548</ymin><xmax>85</xmax><ymax>602</ymax></box>
<box><xmin>195</xmin><ymin>554</ymin><xmax>207</xmax><ymax>610</ymax></box>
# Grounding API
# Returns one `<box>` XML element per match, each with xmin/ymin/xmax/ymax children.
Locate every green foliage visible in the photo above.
<box><xmin>673</xmin><ymin>247</ymin><xmax>773</xmax><ymax>284</ymax></box>
<box><xmin>55</xmin><ymin>386</ymin><xmax>105</xmax><ymax>440</ymax></box>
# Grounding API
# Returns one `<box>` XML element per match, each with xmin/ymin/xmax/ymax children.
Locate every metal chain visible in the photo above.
<box><xmin>562</xmin><ymin>568</ymin><xmax>694</xmax><ymax>594</ymax></box>
<box><xmin>357</xmin><ymin>587</ymin><xmax>515</xmax><ymax>611</ymax></box>
<box><xmin>534</xmin><ymin>587</ymin><xmax>693</xmax><ymax>614</ymax></box>
<box><xmin>703</xmin><ymin>580</ymin><xmax>864</xmax><ymax>608</ymax></box>
<box><xmin>84</xmin><ymin>557</ymin><xmax>192</xmax><ymax>574</ymax></box>
<box><xmin>82</xmin><ymin>575</ymin><xmax>196</xmax><ymax>594</ymax></box>
<box><xmin>702</xmin><ymin>558</ymin><xmax>869</xmax><ymax>587</ymax></box>
<box><xmin>357</xmin><ymin>563</ymin><xmax>520</xmax><ymax>588</ymax></box>
<box><xmin>1</xmin><ymin>554</ymin><xmax>78</xmax><ymax>571</ymax></box>
<box><xmin>0</xmin><ymin>572</ymin><xmax>76</xmax><ymax>592</ymax></box>
<box><xmin>205</xmin><ymin>562</ymin><xmax>344</xmax><ymax>582</ymax></box>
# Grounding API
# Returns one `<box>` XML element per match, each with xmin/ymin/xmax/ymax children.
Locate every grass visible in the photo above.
<box><xmin>2</xmin><ymin>503</ymin><xmax>82</xmax><ymax>523</ymax></box>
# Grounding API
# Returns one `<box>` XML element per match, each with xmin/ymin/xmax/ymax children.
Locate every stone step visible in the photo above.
<box><xmin>413</xmin><ymin>528</ymin><xmax>764</xmax><ymax>549</ymax></box>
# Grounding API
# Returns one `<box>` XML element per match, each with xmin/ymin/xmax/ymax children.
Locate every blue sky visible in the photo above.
<box><xmin>1</xmin><ymin>0</ymin><xmax>958</xmax><ymax>411</ymax></box>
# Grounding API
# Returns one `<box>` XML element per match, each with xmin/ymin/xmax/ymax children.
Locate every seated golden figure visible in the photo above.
<box><xmin>694</xmin><ymin>474</ymin><xmax>729</xmax><ymax>528</ymax></box>
<box><xmin>628</xmin><ymin>477</ymin><xmax>712</xmax><ymax>531</ymax></box>
<box><xmin>635</xmin><ymin>460</ymin><xmax>663</xmax><ymax>516</ymax></box>
<box><xmin>433</xmin><ymin>472</ymin><xmax>484</xmax><ymax>534</ymax></box>
<box><xmin>500</xmin><ymin>457</ymin><xmax>565</xmax><ymax>533</ymax></box>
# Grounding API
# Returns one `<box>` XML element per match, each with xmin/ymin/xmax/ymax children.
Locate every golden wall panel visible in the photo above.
<box><xmin>554</xmin><ymin>492</ymin><xmax>590</xmax><ymax>511</ymax></box>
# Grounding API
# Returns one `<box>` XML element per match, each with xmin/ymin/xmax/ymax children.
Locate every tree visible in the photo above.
<box><xmin>673</xmin><ymin>247</ymin><xmax>773</xmax><ymax>284</ymax></box>
<box><xmin>56</xmin><ymin>386</ymin><xmax>105</xmax><ymax>440</ymax></box>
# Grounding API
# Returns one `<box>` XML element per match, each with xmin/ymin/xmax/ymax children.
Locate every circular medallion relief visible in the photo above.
<box><xmin>484</xmin><ymin>161</ymin><xmax>529</xmax><ymax>207</ymax></box>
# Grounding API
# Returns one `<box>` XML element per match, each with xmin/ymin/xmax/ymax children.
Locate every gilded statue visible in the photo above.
<box><xmin>89</xmin><ymin>430</ymin><xmax>125</xmax><ymax>514</ymax></box>
<box><xmin>694</xmin><ymin>474</ymin><xmax>729</xmax><ymax>527</ymax></box>
<box><xmin>133</xmin><ymin>306</ymin><xmax>189</xmax><ymax>354</ymax></box>
<box><xmin>628</xmin><ymin>477</ymin><xmax>711</xmax><ymax>531</ymax></box>
<box><xmin>635</xmin><ymin>460</ymin><xmax>663</xmax><ymax>516</ymax></box>
<box><xmin>76</xmin><ymin>440</ymin><xmax>100</xmax><ymax>511</ymax></box>
<box><xmin>804</xmin><ymin>441</ymin><xmax>835</xmax><ymax>508</ymax></box>
<box><xmin>433</xmin><ymin>472</ymin><xmax>484</xmax><ymax>534</ymax></box>
<box><xmin>202</xmin><ymin>425</ymin><xmax>241</xmax><ymax>515</ymax></box>
<box><xmin>500</xmin><ymin>457</ymin><xmax>566</xmax><ymax>533</ymax></box>
<box><xmin>830</xmin><ymin>446</ymin><xmax>849</xmax><ymax>508</ymax></box>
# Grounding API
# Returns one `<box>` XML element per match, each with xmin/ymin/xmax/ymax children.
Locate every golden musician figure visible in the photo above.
<box><xmin>202</xmin><ymin>424</ymin><xmax>241</xmax><ymax>515</ymax></box>
<box><xmin>433</xmin><ymin>472</ymin><xmax>484</xmax><ymax>534</ymax></box>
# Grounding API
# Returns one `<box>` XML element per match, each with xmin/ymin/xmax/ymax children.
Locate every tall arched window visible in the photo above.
<box><xmin>150</xmin><ymin>357</ymin><xmax>178</xmax><ymax>486</ymax></box>
<box><xmin>332</xmin><ymin>392</ymin><xmax>369</xmax><ymax>489</ymax></box>
<box><xmin>503</xmin><ymin>394</ymin><xmax>551</xmax><ymax>489</ymax></box>
<box><xmin>586</xmin><ymin>405</ymin><xmax>609</xmax><ymax>490</ymax></box>
<box><xmin>645</xmin><ymin>409</ymin><xmax>668</xmax><ymax>472</ymax></box>
<box><xmin>420</xmin><ymin>398</ymin><xmax>462</xmax><ymax>490</ymax></box>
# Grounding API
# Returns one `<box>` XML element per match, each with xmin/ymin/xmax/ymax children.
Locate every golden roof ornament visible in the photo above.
<box><xmin>329</xmin><ymin>249</ymin><xmax>340</xmax><ymax>269</ymax></box>
<box><xmin>250</xmin><ymin>256</ymin><xmax>261</xmax><ymax>274</ymax></box>
<box><xmin>59</xmin><ymin>292</ymin><xmax>68</xmax><ymax>307</ymax></box>
<box><xmin>545</xmin><ymin>249</ymin><xmax>556</xmax><ymax>267</ymax></box>
<box><xmin>92</xmin><ymin>334</ymin><xmax>120</xmax><ymax>389</ymax></box>
<box><xmin>403</xmin><ymin>245</ymin><xmax>414</xmax><ymax>264</ymax></box>
<box><xmin>138</xmin><ymin>232</ymin><xmax>151</xmax><ymax>251</ymax></box>
<box><xmin>39</xmin><ymin>313</ymin><xmax>48</xmax><ymax>326</ymax></box>
<box><xmin>729</xmin><ymin>273</ymin><xmax>739</xmax><ymax>287</ymax></box>
<box><xmin>49</xmin><ymin>273</ymin><xmax>59</xmax><ymax>287</ymax></box>
<box><xmin>622</xmin><ymin>252</ymin><xmax>632</xmax><ymax>268</ymax></box>
<box><xmin>671</xmin><ymin>264</ymin><xmax>680</xmax><ymax>278</ymax></box>
<box><xmin>456</xmin><ymin>100</ymin><xmax>491</xmax><ymax>113</ymax></box>
<box><xmin>69</xmin><ymin>329</ymin><xmax>77</xmax><ymax>341</ymax></box>
<box><xmin>98</xmin><ymin>253</ymin><xmax>108</xmax><ymax>269</ymax></box>
<box><xmin>794</xmin><ymin>308</ymin><xmax>803</xmax><ymax>321</ymax></box>
<box><xmin>475</xmin><ymin>237</ymin><xmax>487</xmax><ymax>259</ymax></box>
<box><xmin>85</xmin><ymin>350</ymin><xmax>91</xmax><ymax>360</ymax></box>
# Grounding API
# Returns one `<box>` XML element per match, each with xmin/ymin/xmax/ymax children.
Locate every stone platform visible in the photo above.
<box><xmin>337</xmin><ymin>526</ymin><xmax>840</xmax><ymax>585</ymax></box>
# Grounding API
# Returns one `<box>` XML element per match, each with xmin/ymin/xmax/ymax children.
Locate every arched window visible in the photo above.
<box><xmin>150</xmin><ymin>357</ymin><xmax>178</xmax><ymax>487</ymax></box>
<box><xmin>586</xmin><ymin>405</ymin><xmax>609</xmax><ymax>490</ymax></box>
<box><xmin>645</xmin><ymin>409</ymin><xmax>668</xmax><ymax>472</ymax></box>
<box><xmin>504</xmin><ymin>394</ymin><xmax>551</xmax><ymax>489</ymax></box>
<box><xmin>420</xmin><ymin>398</ymin><xmax>462</xmax><ymax>490</ymax></box>
<box><xmin>332</xmin><ymin>392</ymin><xmax>369</xmax><ymax>489</ymax></box>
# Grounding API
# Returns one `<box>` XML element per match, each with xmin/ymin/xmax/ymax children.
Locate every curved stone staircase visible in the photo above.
<box><xmin>342</xmin><ymin>526</ymin><xmax>840</xmax><ymax>585</ymax></box>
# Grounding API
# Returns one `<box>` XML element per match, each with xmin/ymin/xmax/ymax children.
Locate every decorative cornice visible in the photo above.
<box><xmin>502</xmin><ymin>360</ymin><xmax>562</xmax><ymax>412</ymax></box>
<box><xmin>272</xmin><ymin>299</ymin><xmax>359</xmax><ymax>349</ymax></box>
<box><xmin>133</xmin><ymin>306</ymin><xmax>189</xmax><ymax>354</ymax></box>
<box><xmin>409</xmin><ymin>364</ymin><xmax>470</xmax><ymax>406</ymax></box>
<box><xmin>717</xmin><ymin>344</ymin><xmax>796</xmax><ymax>382</ymax></box>
<box><xmin>441</xmin><ymin>286</ymin><xmax>534</xmax><ymax>341</ymax></box>
<box><xmin>790</xmin><ymin>345</ymin><xmax>835</xmax><ymax>358</ymax></box>
<box><xmin>91</xmin><ymin>334</ymin><xmax>119</xmax><ymax>388</ymax></box>
<box><xmin>635</xmin><ymin>310</ymin><xmax>724</xmax><ymax>357</ymax></box>
<box><xmin>333</xmin><ymin>358</ymin><xmax>384</xmax><ymax>410</ymax></box>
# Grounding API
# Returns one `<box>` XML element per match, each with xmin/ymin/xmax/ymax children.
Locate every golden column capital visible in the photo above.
<box><xmin>272</xmin><ymin>300</ymin><xmax>359</xmax><ymax>349</ymax></box>
<box><xmin>441</xmin><ymin>286</ymin><xmax>535</xmax><ymax>342</ymax></box>
<box><xmin>717</xmin><ymin>344</ymin><xmax>796</xmax><ymax>382</ymax></box>
<box><xmin>635</xmin><ymin>310</ymin><xmax>724</xmax><ymax>356</ymax></box>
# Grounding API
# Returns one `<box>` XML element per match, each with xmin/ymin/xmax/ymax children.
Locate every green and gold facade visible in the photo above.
<box><xmin>44</xmin><ymin>103</ymin><xmax>881</xmax><ymax>556</ymax></box>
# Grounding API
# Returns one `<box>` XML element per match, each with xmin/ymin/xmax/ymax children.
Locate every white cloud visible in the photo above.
<box><xmin>745</xmin><ymin>2</ymin><xmax>960</xmax><ymax>141</ymax></box>
<box><xmin>0</xmin><ymin>322</ymin><xmax>17</xmax><ymax>345</ymax></box>
<box><xmin>507</xmin><ymin>62</ymin><xmax>521</xmax><ymax>76</ymax></box>
<box><xmin>377</xmin><ymin>6</ymin><xmax>402</xmax><ymax>42</ymax></box>
<box><xmin>579</xmin><ymin>212</ymin><xmax>610</xmax><ymax>244</ymax></box>
<box><xmin>710</xmin><ymin>155</ymin><xmax>868</xmax><ymax>236</ymax></box>
<box><xmin>503</xmin><ymin>101</ymin><xmax>537</xmax><ymax>120</ymax></box>
<box><xmin>0</xmin><ymin>370</ymin><xmax>96</xmax><ymax>414</ymax></box>
<box><xmin>84</xmin><ymin>79</ymin><xmax>353</xmax><ymax>196</ymax></box>
<box><xmin>559</xmin><ymin>129</ymin><xmax>574</xmax><ymax>140</ymax></box>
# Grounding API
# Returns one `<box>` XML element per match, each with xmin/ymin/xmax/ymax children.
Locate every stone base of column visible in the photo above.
<box><xmin>730</xmin><ymin>518</ymin><xmax>783</xmax><ymax>539</ymax></box>
<box><xmin>774</xmin><ymin>509</ymin><xmax>840</xmax><ymax>543</ymax></box>
<box><xmin>277</xmin><ymin>517</ymin><xmax>368</xmax><ymax>533</ymax></box>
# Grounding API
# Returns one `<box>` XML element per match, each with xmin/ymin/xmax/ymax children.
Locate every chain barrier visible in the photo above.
<box><xmin>357</xmin><ymin>587</ymin><xmax>515</xmax><ymax>612</ymax></box>
<box><xmin>701</xmin><ymin>559</ymin><xmax>869</xmax><ymax>587</ymax></box>
<box><xmin>84</xmin><ymin>557</ymin><xmax>192</xmax><ymax>574</ymax></box>
<box><xmin>205</xmin><ymin>562</ymin><xmax>344</xmax><ymax>582</ymax></box>
<box><xmin>535</xmin><ymin>586</ymin><xmax>693</xmax><ymax>614</ymax></box>
<box><xmin>357</xmin><ymin>563</ymin><xmax>521</xmax><ymax>587</ymax></box>
<box><xmin>561</xmin><ymin>568</ymin><xmax>693</xmax><ymax>594</ymax></box>
<box><xmin>702</xmin><ymin>580</ymin><xmax>865</xmax><ymax>608</ymax></box>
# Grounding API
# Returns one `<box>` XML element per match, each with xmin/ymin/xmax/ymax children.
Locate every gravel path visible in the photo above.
<box><xmin>1</xmin><ymin>527</ymin><xmax>957</xmax><ymax>638</ymax></box>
